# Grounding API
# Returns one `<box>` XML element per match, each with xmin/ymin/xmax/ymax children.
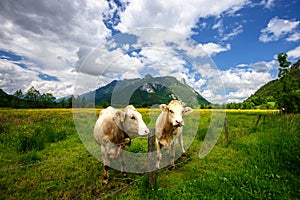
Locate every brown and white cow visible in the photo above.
<box><xmin>94</xmin><ymin>105</ymin><xmax>149</xmax><ymax>184</ymax></box>
<box><xmin>155</xmin><ymin>100</ymin><xmax>193</xmax><ymax>169</ymax></box>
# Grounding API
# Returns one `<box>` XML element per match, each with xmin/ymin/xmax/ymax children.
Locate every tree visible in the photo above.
<box><xmin>277</xmin><ymin>53</ymin><xmax>291</xmax><ymax>113</ymax></box>
<box><xmin>58</xmin><ymin>98</ymin><xmax>66</xmax><ymax>108</ymax></box>
<box><xmin>67</xmin><ymin>96</ymin><xmax>73</xmax><ymax>108</ymax></box>
<box><xmin>11</xmin><ymin>89</ymin><xmax>24</xmax><ymax>108</ymax></box>
<box><xmin>14</xmin><ymin>89</ymin><xmax>23</xmax><ymax>99</ymax></box>
<box><xmin>40</xmin><ymin>93</ymin><xmax>56</xmax><ymax>108</ymax></box>
<box><xmin>24</xmin><ymin>87</ymin><xmax>41</xmax><ymax>107</ymax></box>
<box><xmin>277</xmin><ymin>52</ymin><xmax>291</xmax><ymax>79</ymax></box>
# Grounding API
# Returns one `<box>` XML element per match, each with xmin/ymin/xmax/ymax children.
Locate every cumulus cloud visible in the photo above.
<box><xmin>0</xmin><ymin>59</ymin><xmax>39</xmax><ymax>94</ymax></box>
<box><xmin>287</xmin><ymin>45</ymin><xmax>300</xmax><ymax>60</ymax></box>
<box><xmin>201</xmin><ymin>43</ymin><xmax>231</xmax><ymax>56</ymax></box>
<box><xmin>0</xmin><ymin>0</ymin><xmax>111</xmax><ymax>69</ymax></box>
<box><xmin>226</xmin><ymin>88</ymin><xmax>257</xmax><ymax>103</ymax></box>
<box><xmin>198</xmin><ymin>59</ymin><xmax>278</xmax><ymax>103</ymax></box>
<box><xmin>259</xmin><ymin>17</ymin><xmax>300</xmax><ymax>42</ymax></box>
<box><xmin>202</xmin><ymin>68</ymin><xmax>274</xmax><ymax>103</ymax></box>
<box><xmin>0</xmin><ymin>58</ymin><xmax>79</xmax><ymax>98</ymax></box>
<box><xmin>114</xmin><ymin>0</ymin><xmax>250</xmax><ymax>36</ymax></box>
<box><xmin>0</xmin><ymin>0</ymin><xmax>114</xmax><ymax>97</ymax></box>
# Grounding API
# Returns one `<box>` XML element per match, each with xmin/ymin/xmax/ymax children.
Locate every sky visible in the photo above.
<box><xmin>0</xmin><ymin>0</ymin><xmax>299</xmax><ymax>103</ymax></box>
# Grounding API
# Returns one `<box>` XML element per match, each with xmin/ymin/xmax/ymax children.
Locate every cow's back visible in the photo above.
<box><xmin>94</xmin><ymin>107</ymin><xmax>124</xmax><ymax>146</ymax></box>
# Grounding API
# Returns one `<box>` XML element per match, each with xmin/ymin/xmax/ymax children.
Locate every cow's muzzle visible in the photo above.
<box><xmin>174</xmin><ymin>120</ymin><xmax>183</xmax><ymax>127</ymax></box>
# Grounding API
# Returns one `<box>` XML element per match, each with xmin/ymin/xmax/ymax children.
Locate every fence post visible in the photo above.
<box><xmin>224</xmin><ymin>118</ymin><xmax>229</xmax><ymax>142</ymax></box>
<box><xmin>148</xmin><ymin>129</ymin><xmax>156</xmax><ymax>188</ymax></box>
<box><xmin>255</xmin><ymin>114</ymin><xmax>263</xmax><ymax>128</ymax></box>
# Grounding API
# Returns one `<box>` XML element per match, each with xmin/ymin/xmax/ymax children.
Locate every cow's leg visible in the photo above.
<box><xmin>101</xmin><ymin>146</ymin><xmax>110</xmax><ymax>185</ymax></box>
<box><xmin>120</xmin><ymin>148</ymin><xmax>127</xmax><ymax>177</ymax></box>
<box><xmin>155</xmin><ymin>138</ymin><xmax>162</xmax><ymax>169</ymax></box>
<box><xmin>178</xmin><ymin>132</ymin><xmax>186</xmax><ymax>157</ymax></box>
<box><xmin>170</xmin><ymin>140</ymin><xmax>176</xmax><ymax>170</ymax></box>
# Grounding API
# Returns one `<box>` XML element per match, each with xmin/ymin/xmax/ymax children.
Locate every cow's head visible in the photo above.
<box><xmin>160</xmin><ymin>100</ymin><xmax>193</xmax><ymax>127</ymax></box>
<box><xmin>116</xmin><ymin>105</ymin><xmax>149</xmax><ymax>138</ymax></box>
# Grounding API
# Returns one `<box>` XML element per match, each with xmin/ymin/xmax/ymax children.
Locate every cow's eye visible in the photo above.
<box><xmin>169</xmin><ymin>110</ymin><xmax>174</xmax><ymax>114</ymax></box>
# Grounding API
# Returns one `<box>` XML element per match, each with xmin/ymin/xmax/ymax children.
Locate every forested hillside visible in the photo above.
<box><xmin>244</xmin><ymin>58</ymin><xmax>300</xmax><ymax>113</ymax></box>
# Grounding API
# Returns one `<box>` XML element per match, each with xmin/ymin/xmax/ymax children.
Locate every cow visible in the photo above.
<box><xmin>155</xmin><ymin>100</ymin><xmax>193</xmax><ymax>169</ymax></box>
<box><xmin>94</xmin><ymin>105</ymin><xmax>149</xmax><ymax>184</ymax></box>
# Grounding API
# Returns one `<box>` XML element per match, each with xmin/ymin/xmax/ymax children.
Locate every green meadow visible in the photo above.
<box><xmin>0</xmin><ymin>108</ymin><xmax>299</xmax><ymax>199</ymax></box>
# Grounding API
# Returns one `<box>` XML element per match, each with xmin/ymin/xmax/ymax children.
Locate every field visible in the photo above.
<box><xmin>0</xmin><ymin>108</ymin><xmax>299</xmax><ymax>199</ymax></box>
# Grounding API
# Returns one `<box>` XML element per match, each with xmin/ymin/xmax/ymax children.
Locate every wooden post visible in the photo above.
<box><xmin>224</xmin><ymin>118</ymin><xmax>229</xmax><ymax>142</ymax></box>
<box><xmin>255</xmin><ymin>114</ymin><xmax>262</xmax><ymax>128</ymax></box>
<box><xmin>148</xmin><ymin>129</ymin><xmax>156</xmax><ymax>188</ymax></box>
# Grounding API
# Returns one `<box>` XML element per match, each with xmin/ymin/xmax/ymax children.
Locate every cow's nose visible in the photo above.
<box><xmin>145</xmin><ymin>129</ymin><xmax>150</xmax><ymax>135</ymax></box>
<box><xmin>175</xmin><ymin>120</ymin><xmax>183</xmax><ymax>127</ymax></box>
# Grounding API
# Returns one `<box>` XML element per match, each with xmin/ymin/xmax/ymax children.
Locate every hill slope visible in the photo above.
<box><xmin>245</xmin><ymin>59</ymin><xmax>300</xmax><ymax>112</ymax></box>
<box><xmin>0</xmin><ymin>89</ymin><xmax>15</xmax><ymax>107</ymax></box>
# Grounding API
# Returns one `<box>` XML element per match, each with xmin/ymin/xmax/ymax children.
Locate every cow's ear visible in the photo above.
<box><xmin>159</xmin><ymin>104</ymin><xmax>168</xmax><ymax>111</ymax></box>
<box><xmin>184</xmin><ymin>107</ymin><xmax>193</xmax><ymax>115</ymax></box>
<box><xmin>115</xmin><ymin>110</ymin><xmax>125</xmax><ymax>122</ymax></box>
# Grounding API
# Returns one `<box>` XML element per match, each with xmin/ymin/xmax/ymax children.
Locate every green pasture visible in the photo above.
<box><xmin>0</xmin><ymin>108</ymin><xmax>299</xmax><ymax>199</ymax></box>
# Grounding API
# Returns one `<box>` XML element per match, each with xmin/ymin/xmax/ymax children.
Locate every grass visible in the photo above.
<box><xmin>0</xmin><ymin>108</ymin><xmax>299</xmax><ymax>199</ymax></box>
<box><xmin>120</xmin><ymin>111</ymin><xmax>299</xmax><ymax>200</ymax></box>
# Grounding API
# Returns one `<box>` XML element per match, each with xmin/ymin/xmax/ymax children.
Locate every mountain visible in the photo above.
<box><xmin>78</xmin><ymin>75</ymin><xmax>210</xmax><ymax>108</ymax></box>
<box><xmin>244</xmin><ymin>59</ymin><xmax>300</xmax><ymax>112</ymax></box>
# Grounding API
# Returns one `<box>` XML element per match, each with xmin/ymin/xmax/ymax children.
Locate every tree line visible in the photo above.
<box><xmin>7</xmin><ymin>87</ymin><xmax>72</xmax><ymax>108</ymax></box>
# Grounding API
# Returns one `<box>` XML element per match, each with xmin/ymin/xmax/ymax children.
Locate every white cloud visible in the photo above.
<box><xmin>121</xmin><ymin>71</ymin><xmax>141</xmax><ymax>80</ymax></box>
<box><xmin>260</xmin><ymin>0</ymin><xmax>275</xmax><ymax>9</ymax></box>
<box><xmin>249</xmin><ymin>60</ymin><xmax>278</xmax><ymax>74</ymax></box>
<box><xmin>0</xmin><ymin>60</ymin><xmax>39</xmax><ymax>94</ymax></box>
<box><xmin>212</xmin><ymin>20</ymin><xmax>223</xmax><ymax>30</ymax></box>
<box><xmin>31</xmin><ymin>80</ymin><xmax>75</xmax><ymax>98</ymax></box>
<box><xmin>287</xmin><ymin>45</ymin><xmax>300</xmax><ymax>60</ymax></box>
<box><xmin>211</xmin><ymin>18</ymin><xmax>244</xmax><ymax>41</ymax></box>
<box><xmin>259</xmin><ymin>17</ymin><xmax>300</xmax><ymax>42</ymax></box>
<box><xmin>201</xmin><ymin>43</ymin><xmax>231</xmax><ymax>56</ymax></box>
<box><xmin>198</xmin><ymin>59</ymin><xmax>278</xmax><ymax>103</ymax></box>
<box><xmin>226</xmin><ymin>88</ymin><xmax>257</xmax><ymax>103</ymax></box>
<box><xmin>0</xmin><ymin>58</ymin><xmax>79</xmax><ymax>98</ymax></box>
<box><xmin>221</xmin><ymin>69</ymin><xmax>273</xmax><ymax>90</ymax></box>
<box><xmin>114</xmin><ymin>0</ymin><xmax>250</xmax><ymax>36</ymax></box>
<box><xmin>0</xmin><ymin>0</ymin><xmax>111</xmax><ymax>69</ymax></box>
<box><xmin>286</xmin><ymin>32</ymin><xmax>300</xmax><ymax>42</ymax></box>
<box><xmin>0</xmin><ymin>0</ymin><xmax>112</xmax><ymax>97</ymax></box>
<box><xmin>221</xmin><ymin>25</ymin><xmax>243</xmax><ymax>41</ymax></box>
<box><xmin>139</xmin><ymin>48</ymin><xmax>187</xmax><ymax>76</ymax></box>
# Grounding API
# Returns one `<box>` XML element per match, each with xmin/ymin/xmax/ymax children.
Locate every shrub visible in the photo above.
<box><xmin>17</xmin><ymin>130</ymin><xmax>45</xmax><ymax>153</ymax></box>
<box><xmin>18</xmin><ymin>151</ymin><xmax>41</xmax><ymax>164</ymax></box>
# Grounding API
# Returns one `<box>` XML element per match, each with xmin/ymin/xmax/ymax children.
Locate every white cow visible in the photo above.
<box><xmin>94</xmin><ymin>105</ymin><xmax>149</xmax><ymax>184</ymax></box>
<box><xmin>155</xmin><ymin>100</ymin><xmax>193</xmax><ymax>169</ymax></box>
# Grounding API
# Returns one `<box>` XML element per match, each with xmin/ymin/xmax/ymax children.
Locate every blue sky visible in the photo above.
<box><xmin>0</xmin><ymin>0</ymin><xmax>299</xmax><ymax>103</ymax></box>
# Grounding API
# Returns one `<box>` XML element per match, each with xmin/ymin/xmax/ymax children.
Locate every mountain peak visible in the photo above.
<box><xmin>140</xmin><ymin>83</ymin><xmax>155</xmax><ymax>93</ymax></box>
<box><xmin>80</xmin><ymin>75</ymin><xmax>210</xmax><ymax>107</ymax></box>
<box><xmin>144</xmin><ymin>74</ymin><xmax>153</xmax><ymax>79</ymax></box>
